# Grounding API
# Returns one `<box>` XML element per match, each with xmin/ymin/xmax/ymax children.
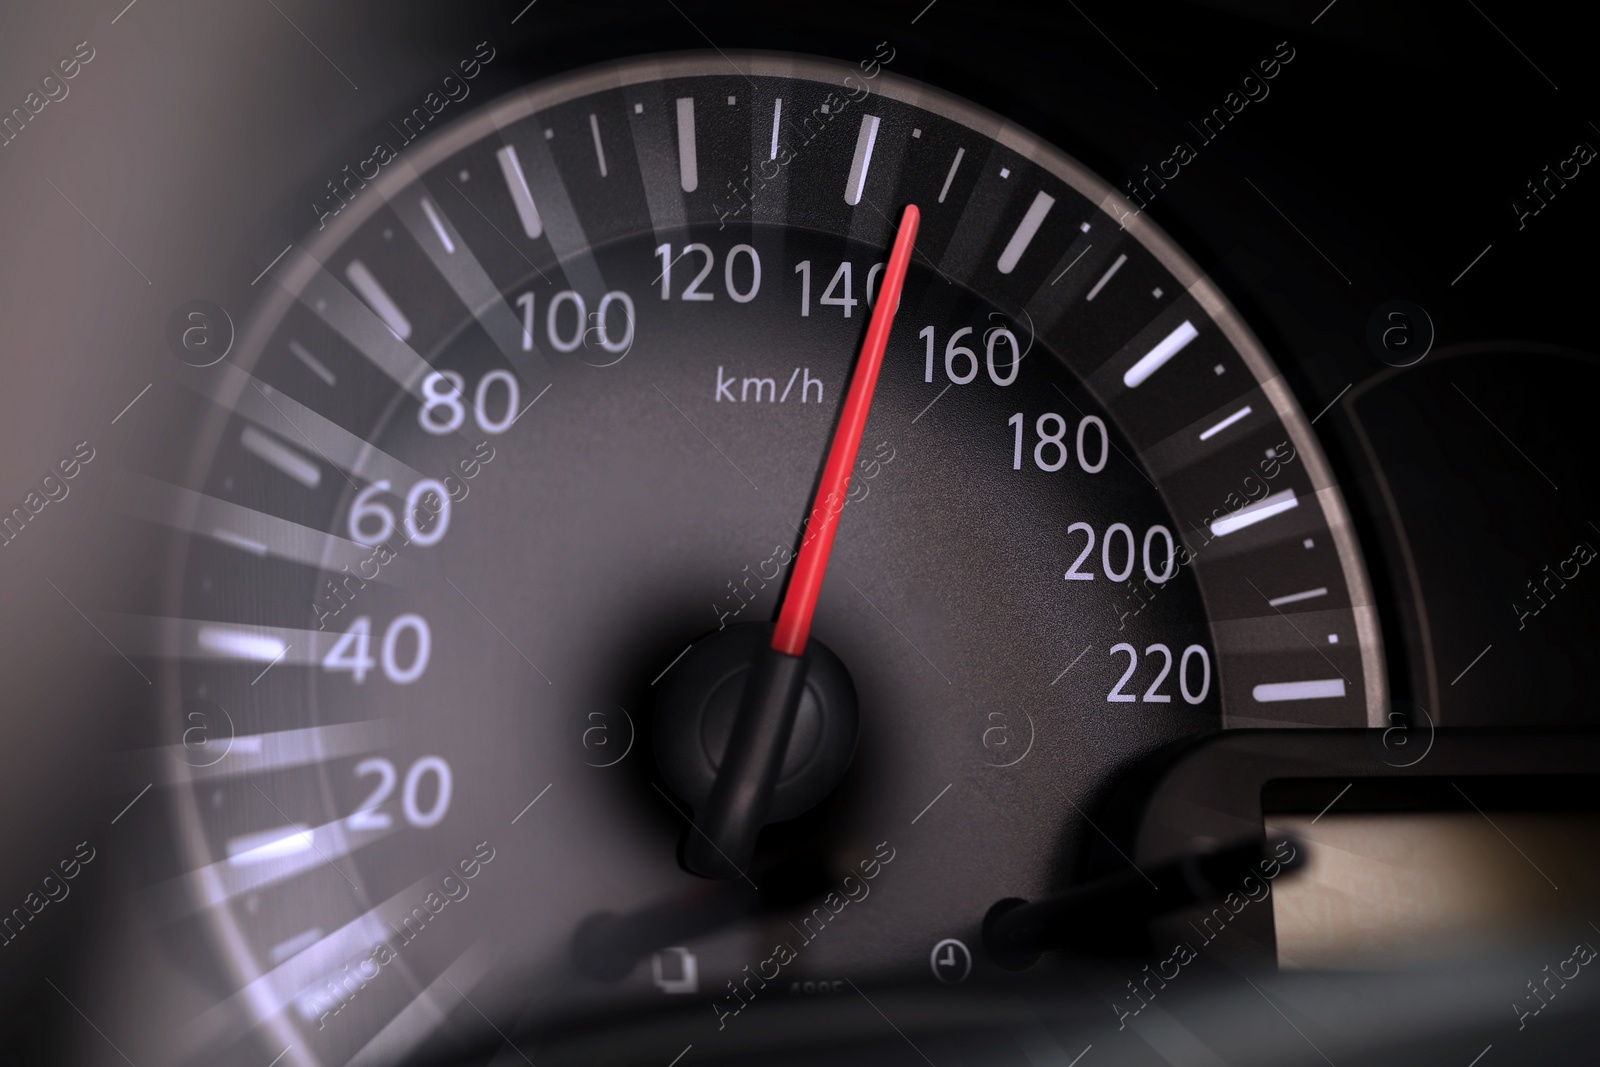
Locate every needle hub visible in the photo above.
<box><xmin>655</xmin><ymin>623</ymin><xmax>858</xmax><ymax>878</ymax></box>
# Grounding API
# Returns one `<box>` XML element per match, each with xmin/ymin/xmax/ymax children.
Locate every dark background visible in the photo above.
<box><xmin>0</xmin><ymin>0</ymin><xmax>1594</xmax><ymax>1059</ymax></box>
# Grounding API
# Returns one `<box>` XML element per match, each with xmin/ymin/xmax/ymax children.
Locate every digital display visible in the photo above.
<box><xmin>1269</xmin><ymin>799</ymin><xmax>1600</xmax><ymax>968</ymax></box>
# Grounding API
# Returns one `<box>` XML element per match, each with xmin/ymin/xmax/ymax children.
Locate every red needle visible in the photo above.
<box><xmin>771</xmin><ymin>204</ymin><xmax>921</xmax><ymax>657</ymax></box>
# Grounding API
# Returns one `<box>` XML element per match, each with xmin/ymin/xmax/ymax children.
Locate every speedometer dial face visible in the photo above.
<box><xmin>158</xmin><ymin>54</ymin><xmax>1382</xmax><ymax>1065</ymax></box>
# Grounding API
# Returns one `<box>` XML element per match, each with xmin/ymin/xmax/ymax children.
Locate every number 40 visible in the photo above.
<box><xmin>322</xmin><ymin>615</ymin><xmax>432</xmax><ymax>684</ymax></box>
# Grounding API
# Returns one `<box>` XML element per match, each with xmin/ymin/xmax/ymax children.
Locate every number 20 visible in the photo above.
<box><xmin>347</xmin><ymin>756</ymin><xmax>453</xmax><ymax>830</ymax></box>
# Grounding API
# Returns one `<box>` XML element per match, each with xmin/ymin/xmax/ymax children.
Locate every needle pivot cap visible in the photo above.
<box><xmin>655</xmin><ymin>623</ymin><xmax>858</xmax><ymax>877</ymax></box>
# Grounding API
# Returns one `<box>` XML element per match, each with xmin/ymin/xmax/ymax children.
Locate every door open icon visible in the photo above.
<box><xmin>652</xmin><ymin>947</ymin><xmax>699</xmax><ymax>994</ymax></box>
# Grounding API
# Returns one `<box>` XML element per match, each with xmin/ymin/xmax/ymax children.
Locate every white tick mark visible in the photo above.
<box><xmin>1211</xmin><ymin>488</ymin><xmax>1298</xmax><ymax>537</ymax></box>
<box><xmin>675</xmin><ymin>97</ymin><xmax>698</xmax><ymax>192</ymax></box>
<box><xmin>344</xmin><ymin>259</ymin><xmax>412</xmax><ymax>340</ymax></box>
<box><xmin>495</xmin><ymin>144</ymin><xmax>544</xmax><ymax>239</ymax></box>
<box><xmin>588</xmin><ymin>113</ymin><xmax>608</xmax><ymax>177</ymax></box>
<box><xmin>420</xmin><ymin>197</ymin><xmax>455</xmax><ymax>254</ymax></box>
<box><xmin>1085</xmin><ymin>253</ymin><xmax>1127</xmax><ymax>301</ymax></box>
<box><xmin>996</xmin><ymin>191</ymin><xmax>1055</xmax><ymax>274</ymax></box>
<box><xmin>844</xmin><ymin>115</ymin><xmax>881</xmax><ymax>206</ymax></box>
<box><xmin>1198</xmin><ymin>404</ymin><xmax>1252</xmax><ymax>442</ymax></box>
<box><xmin>937</xmin><ymin>146</ymin><xmax>965</xmax><ymax>204</ymax></box>
<box><xmin>1252</xmin><ymin>679</ymin><xmax>1346</xmax><ymax>703</ymax></box>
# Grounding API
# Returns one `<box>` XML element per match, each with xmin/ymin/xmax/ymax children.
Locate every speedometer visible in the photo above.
<box><xmin>152</xmin><ymin>53</ymin><xmax>1382</xmax><ymax>1065</ymax></box>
